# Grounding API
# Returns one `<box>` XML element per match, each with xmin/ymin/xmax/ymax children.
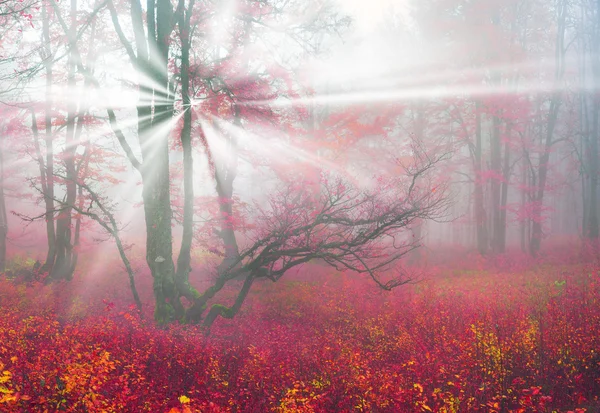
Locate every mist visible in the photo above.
<box><xmin>0</xmin><ymin>0</ymin><xmax>599</xmax><ymax>411</ymax></box>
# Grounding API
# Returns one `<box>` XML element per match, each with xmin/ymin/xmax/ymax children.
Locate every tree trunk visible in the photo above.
<box><xmin>520</xmin><ymin>167</ymin><xmax>526</xmax><ymax>252</ymax></box>
<box><xmin>0</xmin><ymin>133</ymin><xmax>7</xmax><ymax>271</ymax></box>
<box><xmin>530</xmin><ymin>103</ymin><xmax>560</xmax><ymax>255</ymax></box>
<box><xmin>52</xmin><ymin>0</ymin><xmax>78</xmax><ymax>281</ymax></box>
<box><xmin>409</xmin><ymin>220</ymin><xmax>423</xmax><ymax>265</ymax></box>
<box><xmin>41</xmin><ymin>2</ymin><xmax>56</xmax><ymax>271</ymax></box>
<box><xmin>586</xmin><ymin>0</ymin><xmax>599</xmax><ymax>240</ymax></box>
<box><xmin>175</xmin><ymin>0</ymin><xmax>198</xmax><ymax>298</ymax></box>
<box><xmin>106</xmin><ymin>0</ymin><xmax>189</xmax><ymax>321</ymax></box>
<box><xmin>529</xmin><ymin>0</ymin><xmax>566</xmax><ymax>256</ymax></box>
<box><xmin>588</xmin><ymin>97</ymin><xmax>599</xmax><ymax>240</ymax></box>
<box><xmin>474</xmin><ymin>101</ymin><xmax>488</xmax><ymax>255</ymax></box>
<box><xmin>520</xmin><ymin>146</ymin><xmax>529</xmax><ymax>253</ymax></box>
<box><xmin>491</xmin><ymin>113</ymin><xmax>502</xmax><ymax>253</ymax></box>
<box><xmin>139</xmin><ymin>0</ymin><xmax>181</xmax><ymax>322</ymax></box>
<box><xmin>215</xmin><ymin>109</ymin><xmax>241</xmax><ymax>275</ymax></box>
<box><xmin>489</xmin><ymin>10</ymin><xmax>503</xmax><ymax>254</ymax></box>
<box><xmin>499</xmin><ymin>126</ymin><xmax>511</xmax><ymax>252</ymax></box>
<box><xmin>579</xmin><ymin>20</ymin><xmax>590</xmax><ymax>239</ymax></box>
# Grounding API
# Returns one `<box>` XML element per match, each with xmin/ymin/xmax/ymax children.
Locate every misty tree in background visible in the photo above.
<box><xmin>575</xmin><ymin>0</ymin><xmax>600</xmax><ymax>242</ymax></box>
<box><xmin>409</xmin><ymin>0</ymin><xmax>577</xmax><ymax>256</ymax></box>
<box><xmin>0</xmin><ymin>116</ymin><xmax>9</xmax><ymax>271</ymax></box>
<box><xmin>17</xmin><ymin>0</ymin><xmax>113</xmax><ymax>281</ymax></box>
<box><xmin>0</xmin><ymin>0</ymin><xmax>40</xmax><ymax>271</ymax></box>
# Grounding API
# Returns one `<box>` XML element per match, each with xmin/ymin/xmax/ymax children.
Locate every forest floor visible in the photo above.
<box><xmin>0</xmin><ymin>248</ymin><xmax>599</xmax><ymax>412</ymax></box>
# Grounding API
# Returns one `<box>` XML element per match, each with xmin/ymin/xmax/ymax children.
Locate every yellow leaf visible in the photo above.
<box><xmin>178</xmin><ymin>395</ymin><xmax>191</xmax><ymax>404</ymax></box>
<box><xmin>0</xmin><ymin>371</ymin><xmax>11</xmax><ymax>384</ymax></box>
<box><xmin>0</xmin><ymin>386</ymin><xmax>13</xmax><ymax>394</ymax></box>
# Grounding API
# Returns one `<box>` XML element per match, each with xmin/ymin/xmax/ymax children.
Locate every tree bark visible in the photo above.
<box><xmin>499</xmin><ymin>125</ymin><xmax>511</xmax><ymax>252</ymax></box>
<box><xmin>520</xmin><ymin>155</ymin><xmax>527</xmax><ymax>253</ymax></box>
<box><xmin>489</xmin><ymin>9</ymin><xmax>504</xmax><ymax>254</ymax></box>
<box><xmin>491</xmin><ymin>113</ymin><xmax>502</xmax><ymax>253</ymax></box>
<box><xmin>52</xmin><ymin>0</ymin><xmax>78</xmax><ymax>281</ymax></box>
<box><xmin>139</xmin><ymin>0</ymin><xmax>180</xmax><ymax>322</ymax></box>
<box><xmin>203</xmin><ymin>273</ymin><xmax>254</xmax><ymax>329</ymax></box>
<box><xmin>474</xmin><ymin>101</ymin><xmax>488</xmax><ymax>254</ymax></box>
<box><xmin>529</xmin><ymin>0</ymin><xmax>566</xmax><ymax>255</ymax></box>
<box><xmin>588</xmin><ymin>94</ymin><xmax>599</xmax><ymax>240</ymax></box>
<box><xmin>586</xmin><ymin>0</ymin><xmax>599</xmax><ymax>240</ymax></box>
<box><xmin>174</xmin><ymin>0</ymin><xmax>199</xmax><ymax>299</ymax></box>
<box><xmin>215</xmin><ymin>108</ymin><xmax>241</xmax><ymax>275</ymax></box>
<box><xmin>0</xmin><ymin>132</ymin><xmax>7</xmax><ymax>271</ymax></box>
<box><xmin>41</xmin><ymin>1</ymin><xmax>56</xmax><ymax>271</ymax></box>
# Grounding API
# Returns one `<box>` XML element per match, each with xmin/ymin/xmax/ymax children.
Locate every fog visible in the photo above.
<box><xmin>0</xmin><ymin>0</ymin><xmax>597</xmax><ymax>277</ymax></box>
<box><xmin>2</xmin><ymin>1</ymin><xmax>600</xmax><ymax>410</ymax></box>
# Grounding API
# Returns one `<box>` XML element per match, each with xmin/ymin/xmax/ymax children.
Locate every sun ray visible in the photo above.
<box><xmin>242</xmin><ymin>76</ymin><xmax>588</xmax><ymax>109</ymax></box>
<box><xmin>136</xmin><ymin>110</ymin><xmax>185</xmax><ymax>167</ymax></box>
<box><xmin>204</xmin><ymin>115</ymin><xmax>353</xmax><ymax>180</ymax></box>
<box><xmin>310</xmin><ymin>58</ymin><xmax>560</xmax><ymax>92</ymax></box>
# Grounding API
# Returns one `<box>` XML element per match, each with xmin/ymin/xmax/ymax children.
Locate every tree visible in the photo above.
<box><xmin>528</xmin><ymin>0</ymin><xmax>568</xmax><ymax>255</ymax></box>
<box><xmin>106</xmin><ymin>0</ymin><xmax>184</xmax><ymax>322</ymax></box>
<box><xmin>13</xmin><ymin>0</ymin><xmax>108</xmax><ymax>280</ymax></box>
<box><xmin>105</xmin><ymin>0</ymin><xmax>351</xmax><ymax>322</ymax></box>
<box><xmin>575</xmin><ymin>0</ymin><xmax>600</xmax><ymax>241</ymax></box>
<box><xmin>0</xmin><ymin>116</ymin><xmax>8</xmax><ymax>271</ymax></box>
<box><xmin>188</xmin><ymin>140</ymin><xmax>451</xmax><ymax>327</ymax></box>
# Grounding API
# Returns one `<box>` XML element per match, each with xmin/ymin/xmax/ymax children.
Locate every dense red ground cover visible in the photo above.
<box><xmin>0</xmin><ymin>252</ymin><xmax>599</xmax><ymax>412</ymax></box>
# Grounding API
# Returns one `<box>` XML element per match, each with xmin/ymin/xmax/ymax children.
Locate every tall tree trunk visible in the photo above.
<box><xmin>499</xmin><ymin>125</ymin><xmax>511</xmax><ymax>252</ymax></box>
<box><xmin>491</xmin><ymin>113</ymin><xmax>502</xmax><ymax>253</ymax></box>
<box><xmin>71</xmin><ymin>118</ymin><xmax>92</xmax><ymax>275</ymax></box>
<box><xmin>139</xmin><ymin>0</ymin><xmax>180</xmax><ymax>322</ymax></box>
<box><xmin>530</xmin><ymin>0</ymin><xmax>566</xmax><ymax>255</ymax></box>
<box><xmin>520</xmin><ymin>154</ymin><xmax>527</xmax><ymax>253</ymax></box>
<box><xmin>69</xmin><ymin>11</ymin><xmax>98</xmax><ymax>275</ymax></box>
<box><xmin>474</xmin><ymin>101</ymin><xmax>488</xmax><ymax>254</ymax></box>
<box><xmin>586</xmin><ymin>0</ymin><xmax>599</xmax><ymax>240</ymax></box>
<box><xmin>409</xmin><ymin>104</ymin><xmax>425</xmax><ymax>262</ymax></box>
<box><xmin>579</xmin><ymin>7</ymin><xmax>590</xmax><ymax>239</ymax></box>
<box><xmin>107</xmin><ymin>0</ymin><xmax>194</xmax><ymax>321</ymax></box>
<box><xmin>0</xmin><ymin>132</ymin><xmax>7</xmax><ymax>271</ymax></box>
<box><xmin>489</xmin><ymin>10</ymin><xmax>504</xmax><ymax>254</ymax></box>
<box><xmin>175</xmin><ymin>0</ymin><xmax>198</xmax><ymax>296</ymax></box>
<box><xmin>589</xmin><ymin>95</ymin><xmax>599</xmax><ymax>240</ymax></box>
<box><xmin>409</xmin><ymin>219</ymin><xmax>423</xmax><ymax>264</ymax></box>
<box><xmin>52</xmin><ymin>0</ymin><xmax>78</xmax><ymax>281</ymax></box>
<box><xmin>41</xmin><ymin>2</ymin><xmax>56</xmax><ymax>271</ymax></box>
<box><xmin>215</xmin><ymin>108</ymin><xmax>241</xmax><ymax>275</ymax></box>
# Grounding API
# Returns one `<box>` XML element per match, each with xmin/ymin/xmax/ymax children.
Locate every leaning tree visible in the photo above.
<box><xmin>187</xmin><ymin>141</ymin><xmax>451</xmax><ymax>327</ymax></box>
<box><xmin>38</xmin><ymin>0</ymin><xmax>452</xmax><ymax>325</ymax></box>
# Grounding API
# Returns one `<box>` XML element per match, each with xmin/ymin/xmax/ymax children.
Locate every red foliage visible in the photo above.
<box><xmin>0</xmin><ymin>252</ymin><xmax>599</xmax><ymax>412</ymax></box>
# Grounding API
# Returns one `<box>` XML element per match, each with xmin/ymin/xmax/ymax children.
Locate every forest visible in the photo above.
<box><xmin>0</xmin><ymin>0</ymin><xmax>599</xmax><ymax>411</ymax></box>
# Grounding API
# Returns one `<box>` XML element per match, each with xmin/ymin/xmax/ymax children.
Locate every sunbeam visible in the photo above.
<box><xmin>242</xmin><ymin>76</ymin><xmax>588</xmax><ymax>109</ymax></box>
<box><xmin>200</xmin><ymin>114</ymin><xmax>376</xmax><ymax>193</ymax></box>
<box><xmin>205</xmin><ymin>115</ymin><xmax>344</xmax><ymax>173</ymax></box>
<box><xmin>2</xmin><ymin>2</ymin><xmax>600</xmax><ymax>411</ymax></box>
